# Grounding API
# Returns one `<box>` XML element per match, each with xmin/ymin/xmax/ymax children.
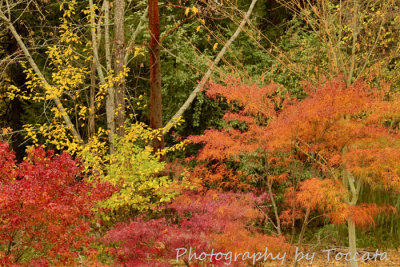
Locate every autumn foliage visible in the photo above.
<box><xmin>2</xmin><ymin>77</ymin><xmax>400</xmax><ymax>265</ymax></box>
<box><xmin>2</xmin><ymin>0</ymin><xmax>400</xmax><ymax>265</ymax></box>
<box><xmin>189</xmin><ymin>78</ymin><xmax>400</xmax><ymax>226</ymax></box>
<box><xmin>104</xmin><ymin>190</ymin><xmax>292</xmax><ymax>266</ymax></box>
<box><xmin>176</xmin><ymin>77</ymin><xmax>400</xmax><ymax>267</ymax></box>
<box><xmin>0</xmin><ymin>143</ymin><xmax>113</xmax><ymax>265</ymax></box>
<box><xmin>266</xmin><ymin>79</ymin><xmax>400</xmax><ymax>227</ymax></box>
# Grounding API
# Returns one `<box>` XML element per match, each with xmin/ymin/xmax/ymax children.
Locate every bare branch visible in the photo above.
<box><xmin>124</xmin><ymin>7</ymin><xmax>148</xmax><ymax>64</ymax></box>
<box><xmin>163</xmin><ymin>0</ymin><xmax>259</xmax><ymax>135</ymax></box>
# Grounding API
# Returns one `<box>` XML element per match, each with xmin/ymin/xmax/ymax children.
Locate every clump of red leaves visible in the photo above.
<box><xmin>0</xmin><ymin>142</ymin><xmax>17</xmax><ymax>182</ymax></box>
<box><xmin>104</xmin><ymin>190</ymin><xmax>291</xmax><ymax>266</ymax></box>
<box><xmin>0</xmin><ymin>143</ymin><xmax>113</xmax><ymax>265</ymax></box>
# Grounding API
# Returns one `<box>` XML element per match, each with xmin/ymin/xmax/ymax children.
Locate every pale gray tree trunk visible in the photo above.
<box><xmin>114</xmin><ymin>0</ymin><xmax>126</xmax><ymax>136</ymax></box>
<box><xmin>104</xmin><ymin>0</ymin><xmax>116</xmax><ymax>153</ymax></box>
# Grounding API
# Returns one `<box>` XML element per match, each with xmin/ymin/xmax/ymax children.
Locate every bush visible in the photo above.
<box><xmin>0</xmin><ymin>143</ymin><xmax>113</xmax><ymax>265</ymax></box>
<box><xmin>104</xmin><ymin>190</ymin><xmax>292</xmax><ymax>266</ymax></box>
<box><xmin>97</xmin><ymin>123</ymin><xmax>189</xmax><ymax>221</ymax></box>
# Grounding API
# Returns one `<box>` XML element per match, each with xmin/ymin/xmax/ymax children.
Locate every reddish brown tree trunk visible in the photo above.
<box><xmin>149</xmin><ymin>0</ymin><xmax>164</xmax><ymax>151</ymax></box>
<box><xmin>114</xmin><ymin>0</ymin><xmax>126</xmax><ymax>136</ymax></box>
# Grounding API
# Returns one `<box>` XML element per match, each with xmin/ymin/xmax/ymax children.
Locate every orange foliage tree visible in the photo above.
<box><xmin>187</xmin><ymin>80</ymin><xmax>297</xmax><ymax>235</ymax></box>
<box><xmin>189</xmin><ymin>77</ymin><xmax>400</xmax><ymax>267</ymax></box>
<box><xmin>267</xmin><ymin>78</ymin><xmax>400</xmax><ymax>266</ymax></box>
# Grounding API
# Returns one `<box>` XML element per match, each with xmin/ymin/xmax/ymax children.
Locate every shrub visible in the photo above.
<box><xmin>0</xmin><ymin>143</ymin><xmax>113</xmax><ymax>265</ymax></box>
<box><xmin>96</xmin><ymin>123</ymin><xmax>189</xmax><ymax>222</ymax></box>
<box><xmin>104</xmin><ymin>190</ymin><xmax>292</xmax><ymax>266</ymax></box>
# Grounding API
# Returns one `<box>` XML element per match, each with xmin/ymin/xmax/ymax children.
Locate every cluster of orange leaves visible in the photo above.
<box><xmin>189</xmin><ymin>77</ymin><xmax>400</xmax><ymax>229</ymax></box>
<box><xmin>187</xmin><ymin>79</ymin><xmax>294</xmax><ymax>190</ymax></box>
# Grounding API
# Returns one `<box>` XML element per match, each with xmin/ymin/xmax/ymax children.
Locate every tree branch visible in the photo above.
<box><xmin>160</xmin><ymin>13</ymin><xmax>196</xmax><ymax>43</ymax></box>
<box><xmin>0</xmin><ymin>10</ymin><xmax>83</xmax><ymax>143</ymax></box>
<box><xmin>162</xmin><ymin>0</ymin><xmax>259</xmax><ymax>135</ymax></box>
<box><xmin>89</xmin><ymin>0</ymin><xmax>106</xmax><ymax>84</ymax></box>
<box><xmin>124</xmin><ymin>7</ymin><xmax>148</xmax><ymax>64</ymax></box>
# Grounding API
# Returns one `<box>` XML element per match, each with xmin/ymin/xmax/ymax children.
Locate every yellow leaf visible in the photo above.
<box><xmin>213</xmin><ymin>43</ymin><xmax>218</xmax><ymax>50</ymax></box>
<box><xmin>185</xmin><ymin>8</ymin><xmax>190</xmax><ymax>16</ymax></box>
<box><xmin>196</xmin><ymin>25</ymin><xmax>201</xmax><ymax>32</ymax></box>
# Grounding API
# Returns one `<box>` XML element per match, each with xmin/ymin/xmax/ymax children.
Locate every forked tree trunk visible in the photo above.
<box><xmin>346</xmin><ymin>172</ymin><xmax>360</xmax><ymax>267</ymax></box>
<box><xmin>114</xmin><ymin>0</ymin><xmax>126</xmax><ymax>136</ymax></box>
<box><xmin>149</xmin><ymin>0</ymin><xmax>164</xmax><ymax>151</ymax></box>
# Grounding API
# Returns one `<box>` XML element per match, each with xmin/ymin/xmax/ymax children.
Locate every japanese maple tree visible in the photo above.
<box><xmin>189</xmin><ymin>77</ymin><xmax>400</xmax><ymax>267</ymax></box>
<box><xmin>187</xmin><ymin>80</ymin><xmax>296</xmax><ymax>234</ymax></box>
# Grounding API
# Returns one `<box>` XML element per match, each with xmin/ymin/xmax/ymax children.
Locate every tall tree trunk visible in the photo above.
<box><xmin>114</xmin><ymin>0</ymin><xmax>126</xmax><ymax>136</ymax></box>
<box><xmin>89</xmin><ymin>62</ymin><xmax>96</xmax><ymax>138</ymax></box>
<box><xmin>104</xmin><ymin>0</ymin><xmax>115</xmax><ymax>152</ymax></box>
<box><xmin>347</xmin><ymin>0</ymin><xmax>360</xmax><ymax>86</ymax></box>
<box><xmin>149</xmin><ymin>0</ymin><xmax>164</xmax><ymax>151</ymax></box>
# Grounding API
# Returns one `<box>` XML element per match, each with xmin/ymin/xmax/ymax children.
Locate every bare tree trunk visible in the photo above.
<box><xmin>89</xmin><ymin>62</ymin><xmax>96</xmax><ymax>137</ymax></box>
<box><xmin>149</xmin><ymin>0</ymin><xmax>164</xmax><ymax>151</ymax></box>
<box><xmin>293</xmin><ymin>207</ymin><xmax>310</xmax><ymax>267</ymax></box>
<box><xmin>104</xmin><ymin>0</ymin><xmax>115</xmax><ymax>153</ymax></box>
<box><xmin>162</xmin><ymin>0</ymin><xmax>259</xmax><ymax>135</ymax></box>
<box><xmin>347</xmin><ymin>0</ymin><xmax>360</xmax><ymax>86</ymax></box>
<box><xmin>348</xmin><ymin>219</ymin><xmax>358</xmax><ymax>267</ymax></box>
<box><xmin>267</xmin><ymin>177</ymin><xmax>282</xmax><ymax>235</ymax></box>
<box><xmin>88</xmin><ymin>0</ymin><xmax>99</xmax><ymax>139</ymax></box>
<box><xmin>346</xmin><ymin>172</ymin><xmax>360</xmax><ymax>267</ymax></box>
<box><xmin>114</xmin><ymin>0</ymin><xmax>126</xmax><ymax>136</ymax></box>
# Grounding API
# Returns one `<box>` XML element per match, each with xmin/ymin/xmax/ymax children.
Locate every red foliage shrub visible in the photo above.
<box><xmin>0</xmin><ymin>143</ymin><xmax>113</xmax><ymax>265</ymax></box>
<box><xmin>104</xmin><ymin>190</ymin><xmax>292</xmax><ymax>266</ymax></box>
<box><xmin>0</xmin><ymin>142</ymin><xmax>16</xmax><ymax>183</ymax></box>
